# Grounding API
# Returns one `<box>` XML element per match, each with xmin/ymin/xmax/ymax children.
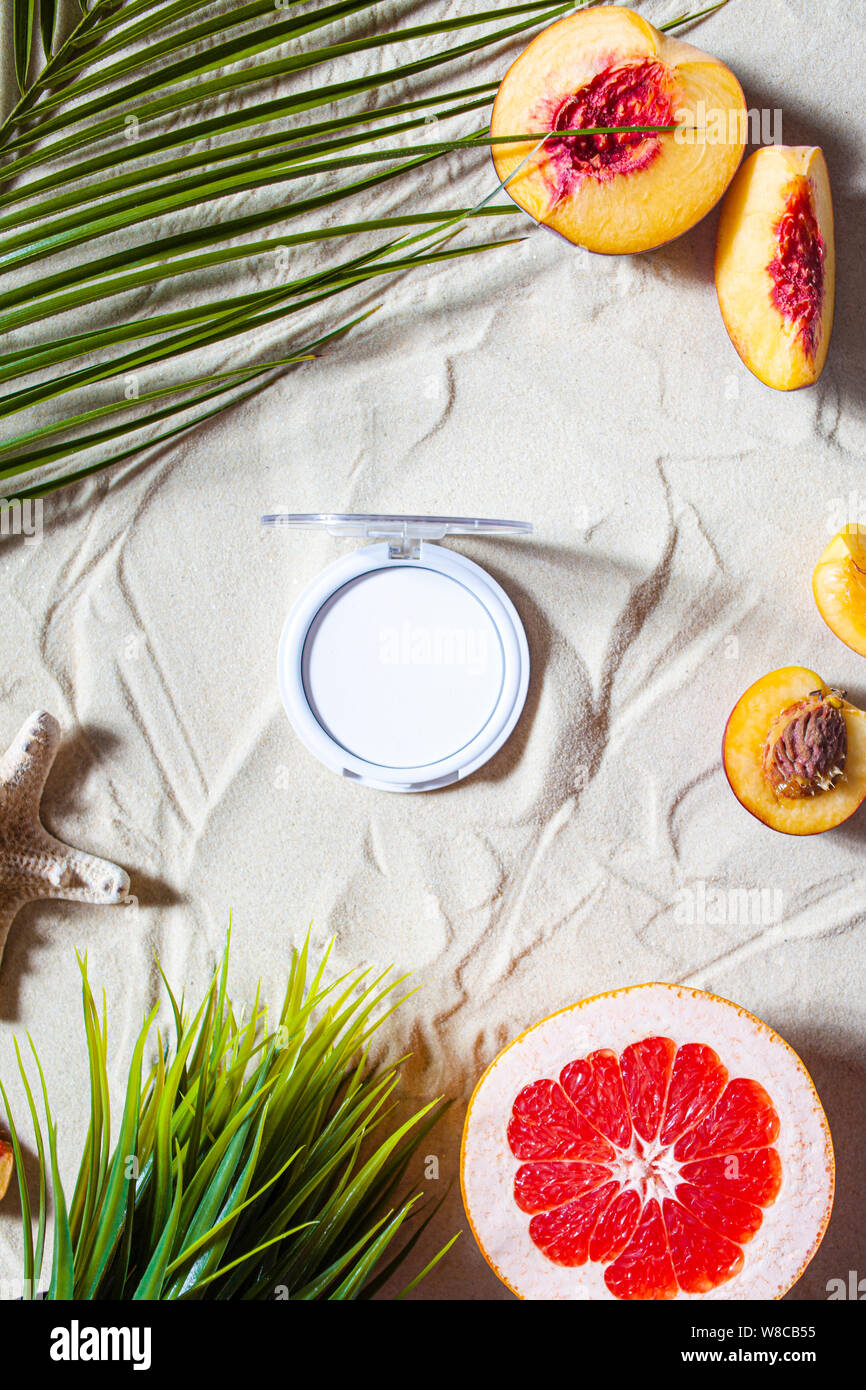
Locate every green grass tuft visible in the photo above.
<box><xmin>2</xmin><ymin>929</ymin><xmax>453</xmax><ymax>1299</ymax></box>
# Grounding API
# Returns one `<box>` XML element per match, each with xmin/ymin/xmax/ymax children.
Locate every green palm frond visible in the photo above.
<box><xmin>0</xmin><ymin>0</ymin><xmax>724</xmax><ymax>505</ymax></box>
<box><xmin>2</xmin><ymin>930</ymin><xmax>452</xmax><ymax>1300</ymax></box>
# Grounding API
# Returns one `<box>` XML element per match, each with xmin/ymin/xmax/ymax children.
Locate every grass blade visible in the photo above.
<box><xmin>28</xmin><ymin>1039</ymin><xmax>74</xmax><ymax>1300</ymax></box>
<box><xmin>78</xmin><ymin>1006</ymin><xmax>157</xmax><ymax>1298</ymax></box>
<box><xmin>0</xmin><ymin>1081</ymin><xmax>34</xmax><ymax>1294</ymax></box>
<box><xmin>132</xmin><ymin>1160</ymin><xmax>184</xmax><ymax>1300</ymax></box>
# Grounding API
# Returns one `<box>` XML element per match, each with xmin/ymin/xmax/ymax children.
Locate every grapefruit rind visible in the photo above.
<box><xmin>460</xmin><ymin>982</ymin><xmax>834</xmax><ymax>1300</ymax></box>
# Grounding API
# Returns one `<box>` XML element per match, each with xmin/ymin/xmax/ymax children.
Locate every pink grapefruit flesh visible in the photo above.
<box><xmin>461</xmin><ymin>983</ymin><xmax>834</xmax><ymax>1300</ymax></box>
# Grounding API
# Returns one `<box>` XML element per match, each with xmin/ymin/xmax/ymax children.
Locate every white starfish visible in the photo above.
<box><xmin>0</xmin><ymin>710</ymin><xmax>131</xmax><ymax>973</ymax></box>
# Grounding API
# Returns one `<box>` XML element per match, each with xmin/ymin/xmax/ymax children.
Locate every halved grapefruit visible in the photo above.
<box><xmin>461</xmin><ymin>983</ymin><xmax>833</xmax><ymax>1300</ymax></box>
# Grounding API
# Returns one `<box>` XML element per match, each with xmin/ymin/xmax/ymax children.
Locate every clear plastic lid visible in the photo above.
<box><xmin>260</xmin><ymin>512</ymin><xmax>532</xmax><ymax>541</ymax></box>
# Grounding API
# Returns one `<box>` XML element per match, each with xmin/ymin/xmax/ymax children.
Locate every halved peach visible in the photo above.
<box><xmin>716</xmin><ymin>146</ymin><xmax>835</xmax><ymax>389</ymax></box>
<box><xmin>0</xmin><ymin>1139</ymin><xmax>12</xmax><ymax>1202</ymax></box>
<box><xmin>814</xmin><ymin>526</ymin><xmax>866</xmax><ymax>657</ymax></box>
<box><xmin>724</xmin><ymin>667</ymin><xmax>866</xmax><ymax>835</ymax></box>
<box><xmin>490</xmin><ymin>5</ymin><xmax>746</xmax><ymax>254</ymax></box>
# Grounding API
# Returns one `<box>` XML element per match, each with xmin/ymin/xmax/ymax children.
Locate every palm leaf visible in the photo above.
<box><xmin>13</xmin><ymin>1</ymin><xmax>37</xmax><ymax>93</ymax></box>
<box><xmin>0</xmin><ymin>0</ymin><xmax>724</xmax><ymax>506</ymax></box>
<box><xmin>39</xmin><ymin>0</ymin><xmax>57</xmax><ymax>59</ymax></box>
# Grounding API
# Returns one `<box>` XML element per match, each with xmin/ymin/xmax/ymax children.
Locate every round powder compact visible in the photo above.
<box><xmin>261</xmin><ymin>514</ymin><xmax>532</xmax><ymax>792</ymax></box>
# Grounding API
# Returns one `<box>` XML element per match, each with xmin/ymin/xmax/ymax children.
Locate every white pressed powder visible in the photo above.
<box><xmin>301</xmin><ymin>567</ymin><xmax>504</xmax><ymax>769</ymax></box>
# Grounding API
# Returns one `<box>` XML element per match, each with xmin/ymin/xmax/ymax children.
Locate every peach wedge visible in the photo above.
<box><xmin>716</xmin><ymin>146</ymin><xmax>835</xmax><ymax>389</ymax></box>
<box><xmin>813</xmin><ymin>525</ymin><xmax>866</xmax><ymax>657</ymax></box>
<box><xmin>490</xmin><ymin>5</ymin><xmax>746</xmax><ymax>254</ymax></box>
<box><xmin>0</xmin><ymin>1139</ymin><xmax>11</xmax><ymax>1202</ymax></box>
<box><xmin>724</xmin><ymin>667</ymin><xmax>866</xmax><ymax>835</ymax></box>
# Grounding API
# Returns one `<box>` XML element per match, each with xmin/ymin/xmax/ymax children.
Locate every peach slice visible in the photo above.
<box><xmin>724</xmin><ymin>666</ymin><xmax>866</xmax><ymax>835</ymax></box>
<box><xmin>814</xmin><ymin>525</ymin><xmax>866</xmax><ymax>657</ymax></box>
<box><xmin>0</xmin><ymin>1138</ymin><xmax>12</xmax><ymax>1202</ymax></box>
<box><xmin>715</xmin><ymin>146</ymin><xmax>835</xmax><ymax>389</ymax></box>
<box><xmin>490</xmin><ymin>6</ymin><xmax>746</xmax><ymax>254</ymax></box>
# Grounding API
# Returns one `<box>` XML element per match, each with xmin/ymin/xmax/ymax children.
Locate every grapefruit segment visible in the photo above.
<box><xmin>673</xmin><ymin>1077</ymin><xmax>780</xmax><ymax>1163</ymax></box>
<box><xmin>660</xmin><ymin>1042</ymin><xmax>729</xmax><ymax>1145</ymax></box>
<box><xmin>679</xmin><ymin>1146</ymin><xmax>783</xmax><ymax>1206</ymax></box>
<box><xmin>514</xmin><ymin>1161</ymin><xmax>612</xmax><ymax>1214</ymax></box>
<box><xmin>621</xmin><ymin>1035</ymin><xmax>676</xmax><ymax>1142</ymax></box>
<box><xmin>604</xmin><ymin>1200</ymin><xmax>678</xmax><ymax>1300</ymax></box>
<box><xmin>589</xmin><ymin>1187</ymin><xmax>642</xmax><ymax>1263</ymax></box>
<box><xmin>560</xmin><ymin>1049</ymin><xmax>632</xmax><ymax>1148</ymax></box>
<box><xmin>663</xmin><ymin>1200</ymin><xmax>745</xmax><ymax>1295</ymax></box>
<box><xmin>507</xmin><ymin>1078</ymin><xmax>616</xmax><ymax>1162</ymax></box>
<box><xmin>528</xmin><ymin>1181</ymin><xmax>619</xmax><ymax>1266</ymax></box>
<box><xmin>462</xmin><ymin>984</ymin><xmax>835</xmax><ymax>1300</ymax></box>
<box><xmin>511</xmin><ymin>1044</ymin><xmax>782</xmax><ymax>1295</ymax></box>
<box><xmin>675</xmin><ymin>1182</ymin><xmax>764</xmax><ymax>1246</ymax></box>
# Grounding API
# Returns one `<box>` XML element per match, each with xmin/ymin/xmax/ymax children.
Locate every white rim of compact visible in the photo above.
<box><xmin>262</xmin><ymin>514</ymin><xmax>532</xmax><ymax>792</ymax></box>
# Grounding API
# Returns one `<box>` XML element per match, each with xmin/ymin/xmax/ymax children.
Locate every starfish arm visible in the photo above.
<box><xmin>0</xmin><ymin>712</ymin><xmax>132</xmax><ymax>981</ymax></box>
<box><xmin>26</xmin><ymin>829</ymin><xmax>131</xmax><ymax>905</ymax></box>
<box><xmin>0</xmin><ymin>886</ymin><xmax>28</xmax><ymax>975</ymax></box>
<box><xmin>0</xmin><ymin>711</ymin><xmax>62</xmax><ymax>838</ymax></box>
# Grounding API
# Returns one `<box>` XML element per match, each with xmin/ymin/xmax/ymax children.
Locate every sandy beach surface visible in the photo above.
<box><xmin>0</xmin><ymin>0</ymin><xmax>863</xmax><ymax>1300</ymax></box>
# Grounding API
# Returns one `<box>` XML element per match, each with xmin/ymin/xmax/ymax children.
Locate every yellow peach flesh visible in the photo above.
<box><xmin>490</xmin><ymin>6</ymin><xmax>746</xmax><ymax>255</ymax></box>
<box><xmin>715</xmin><ymin>146</ymin><xmax>835</xmax><ymax>390</ymax></box>
<box><xmin>840</xmin><ymin>524</ymin><xmax>866</xmax><ymax>571</ymax></box>
<box><xmin>724</xmin><ymin>666</ymin><xmax>866</xmax><ymax>835</ymax></box>
<box><xmin>0</xmin><ymin>1140</ymin><xmax>12</xmax><ymax>1201</ymax></box>
<box><xmin>813</xmin><ymin>531</ymin><xmax>866</xmax><ymax>657</ymax></box>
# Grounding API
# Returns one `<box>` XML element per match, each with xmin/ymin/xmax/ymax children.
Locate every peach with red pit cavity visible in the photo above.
<box><xmin>715</xmin><ymin>146</ymin><xmax>835</xmax><ymax>390</ymax></box>
<box><xmin>490</xmin><ymin>6</ymin><xmax>747</xmax><ymax>254</ymax></box>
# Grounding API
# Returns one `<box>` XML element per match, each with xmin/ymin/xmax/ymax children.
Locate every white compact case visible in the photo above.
<box><xmin>262</xmin><ymin>513</ymin><xmax>532</xmax><ymax>792</ymax></box>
